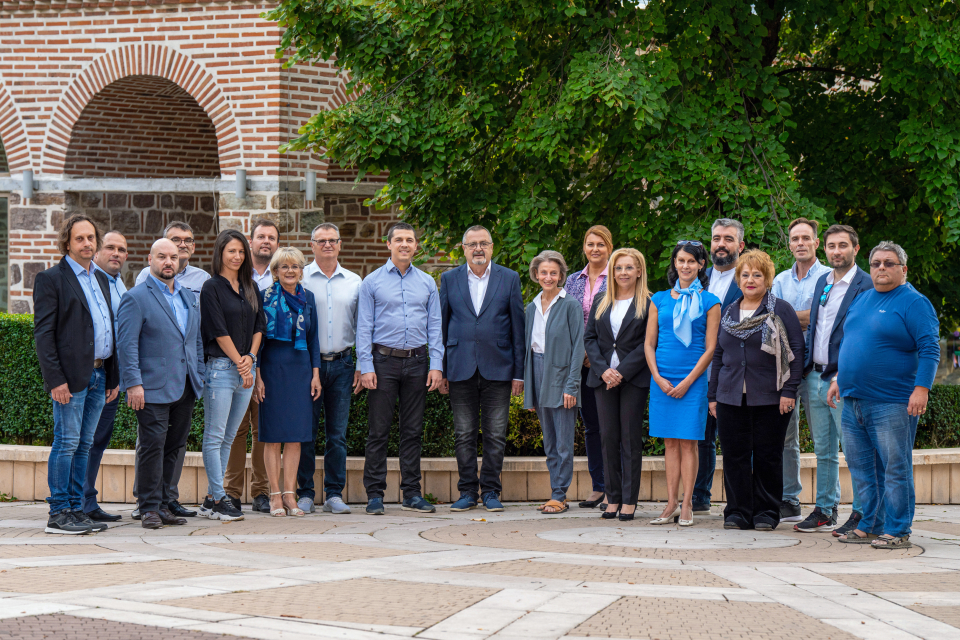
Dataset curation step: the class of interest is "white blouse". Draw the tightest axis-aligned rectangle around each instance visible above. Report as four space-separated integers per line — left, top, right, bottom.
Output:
608 299 631 369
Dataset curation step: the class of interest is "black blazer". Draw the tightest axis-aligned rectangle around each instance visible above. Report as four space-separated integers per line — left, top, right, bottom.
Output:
708 293 804 406
804 266 873 379
583 292 651 389
706 266 742 312
33 256 120 394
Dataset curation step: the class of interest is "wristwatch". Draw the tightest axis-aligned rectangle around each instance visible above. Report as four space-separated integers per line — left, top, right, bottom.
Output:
246 353 257 364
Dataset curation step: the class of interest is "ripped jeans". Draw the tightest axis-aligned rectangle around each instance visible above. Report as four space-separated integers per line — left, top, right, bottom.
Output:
202 358 255 501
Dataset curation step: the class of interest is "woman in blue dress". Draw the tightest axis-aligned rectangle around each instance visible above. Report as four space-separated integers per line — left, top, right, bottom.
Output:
644 241 721 527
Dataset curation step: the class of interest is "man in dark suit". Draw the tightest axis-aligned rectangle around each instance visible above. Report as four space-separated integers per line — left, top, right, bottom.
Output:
693 218 745 514
794 224 872 536
117 239 205 530
439 225 525 512
33 214 120 535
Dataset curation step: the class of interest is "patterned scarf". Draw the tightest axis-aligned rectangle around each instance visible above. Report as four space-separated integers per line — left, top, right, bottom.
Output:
262 281 308 351
721 291 795 390
672 278 705 347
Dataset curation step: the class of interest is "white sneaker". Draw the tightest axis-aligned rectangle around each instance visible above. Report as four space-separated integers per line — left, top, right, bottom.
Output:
297 497 316 513
322 496 351 514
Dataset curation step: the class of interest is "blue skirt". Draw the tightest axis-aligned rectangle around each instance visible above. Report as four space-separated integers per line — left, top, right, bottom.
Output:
648 371 708 440
258 338 313 443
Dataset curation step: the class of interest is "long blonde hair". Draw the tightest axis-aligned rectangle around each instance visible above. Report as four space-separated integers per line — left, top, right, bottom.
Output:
593 248 650 320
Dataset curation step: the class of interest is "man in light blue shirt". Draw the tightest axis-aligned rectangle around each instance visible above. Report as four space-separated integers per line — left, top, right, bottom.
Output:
357 222 443 515
771 218 831 522
66 255 114 362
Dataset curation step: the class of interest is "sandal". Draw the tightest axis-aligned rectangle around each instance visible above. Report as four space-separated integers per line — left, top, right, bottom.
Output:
282 491 305 517
268 491 285 517
871 534 912 549
838 530 877 544
540 499 568 515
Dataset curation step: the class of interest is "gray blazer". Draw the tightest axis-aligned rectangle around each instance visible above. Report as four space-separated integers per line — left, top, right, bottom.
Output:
117 275 205 405
523 293 584 409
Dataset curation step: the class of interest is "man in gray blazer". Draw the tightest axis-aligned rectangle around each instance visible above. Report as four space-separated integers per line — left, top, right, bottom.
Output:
117 239 205 530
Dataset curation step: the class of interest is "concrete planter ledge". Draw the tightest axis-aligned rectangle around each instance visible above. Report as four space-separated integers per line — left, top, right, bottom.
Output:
0 444 954 505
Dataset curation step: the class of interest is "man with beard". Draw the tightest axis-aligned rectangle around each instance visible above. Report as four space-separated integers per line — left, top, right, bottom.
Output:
439 225 525 512
223 218 279 512
692 218 744 515
795 225 871 535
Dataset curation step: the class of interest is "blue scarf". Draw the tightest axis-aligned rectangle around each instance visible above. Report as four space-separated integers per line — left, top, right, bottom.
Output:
672 278 705 347
263 282 308 351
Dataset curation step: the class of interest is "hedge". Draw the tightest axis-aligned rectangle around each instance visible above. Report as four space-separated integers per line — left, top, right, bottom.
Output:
3 313 959 456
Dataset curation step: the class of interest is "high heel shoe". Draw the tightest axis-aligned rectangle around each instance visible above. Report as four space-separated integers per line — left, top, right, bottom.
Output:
618 509 636 522
678 505 694 526
282 491 305 517
601 504 621 520
650 505 680 525
268 491 285 517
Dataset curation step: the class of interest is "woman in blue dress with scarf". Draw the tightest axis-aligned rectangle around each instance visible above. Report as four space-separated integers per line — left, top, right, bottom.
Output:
254 247 322 517
644 241 721 527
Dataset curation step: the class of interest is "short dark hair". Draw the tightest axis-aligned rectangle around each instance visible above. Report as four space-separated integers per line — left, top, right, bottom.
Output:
163 221 194 237
666 241 710 288
58 214 103 255
823 224 858 246
387 222 416 242
251 218 279 238
788 218 818 237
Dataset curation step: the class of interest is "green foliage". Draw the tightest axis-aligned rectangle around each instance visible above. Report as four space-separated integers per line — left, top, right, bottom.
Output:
268 0 960 322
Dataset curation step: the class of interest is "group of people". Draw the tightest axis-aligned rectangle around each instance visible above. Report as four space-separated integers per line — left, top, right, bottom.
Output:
32 213 938 549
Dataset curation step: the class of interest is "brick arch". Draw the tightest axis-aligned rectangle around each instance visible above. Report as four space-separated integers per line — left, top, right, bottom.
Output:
0 81 32 173
41 43 242 175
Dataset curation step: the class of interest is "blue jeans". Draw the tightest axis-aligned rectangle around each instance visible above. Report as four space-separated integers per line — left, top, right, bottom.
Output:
693 413 717 507
532 353 576 502
48 368 106 514
842 397 918 538
781 379 809 505
806 372 861 514
82 393 120 512
298 354 354 501
202 358 255 500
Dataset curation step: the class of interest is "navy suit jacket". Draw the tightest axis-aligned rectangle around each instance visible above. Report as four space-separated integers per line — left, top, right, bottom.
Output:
117 276 205 405
804 266 874 379
706 266 742 312
439 263 525 382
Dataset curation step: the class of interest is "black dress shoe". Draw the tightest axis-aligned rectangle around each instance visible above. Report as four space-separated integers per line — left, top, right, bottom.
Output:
158 507 187 525
252 493 271 513
618 511 636 522
228 494 242 511
168 500 197 517
85 507 122 522
141 511 163 529
579 496 604 509
601 504 621 520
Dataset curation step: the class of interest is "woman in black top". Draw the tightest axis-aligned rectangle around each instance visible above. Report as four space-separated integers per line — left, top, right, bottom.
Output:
708 250 804 531
583 249 652 521
198 229 265 523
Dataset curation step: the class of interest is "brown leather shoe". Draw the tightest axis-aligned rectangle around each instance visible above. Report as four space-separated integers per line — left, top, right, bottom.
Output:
141 511 163 529
158 507 187 525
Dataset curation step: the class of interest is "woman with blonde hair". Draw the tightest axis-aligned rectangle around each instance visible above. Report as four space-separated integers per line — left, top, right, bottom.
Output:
584 248 652 521
254 247 322 517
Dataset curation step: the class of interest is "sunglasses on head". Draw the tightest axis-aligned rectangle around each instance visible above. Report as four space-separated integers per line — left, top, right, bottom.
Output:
677 240 703 248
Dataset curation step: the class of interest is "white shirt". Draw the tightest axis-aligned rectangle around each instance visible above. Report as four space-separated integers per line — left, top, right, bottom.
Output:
252 265 273 291
531 289 566 354
302 261 362 354
708 267 735 305
466 262 492 315
608 299 631 369
739 307 757 392
813 267 857 365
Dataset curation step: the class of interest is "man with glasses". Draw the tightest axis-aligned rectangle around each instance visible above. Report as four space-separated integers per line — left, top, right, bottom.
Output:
795 224 871 535
297 223 362 514
439 225 525 512
827 242 938 549
770 218 831 524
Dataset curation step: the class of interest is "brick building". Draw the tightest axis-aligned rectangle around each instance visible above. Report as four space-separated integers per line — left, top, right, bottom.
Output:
0 0 420 314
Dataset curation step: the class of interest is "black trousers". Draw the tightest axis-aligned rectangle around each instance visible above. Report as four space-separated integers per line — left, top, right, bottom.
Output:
449 371 512 498
580 366 605 494
716 395 790 528
595 384 647 505
363 351 428 500
135 383 196 513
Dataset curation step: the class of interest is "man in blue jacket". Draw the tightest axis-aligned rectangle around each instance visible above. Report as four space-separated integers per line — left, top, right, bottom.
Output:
440 225 525 512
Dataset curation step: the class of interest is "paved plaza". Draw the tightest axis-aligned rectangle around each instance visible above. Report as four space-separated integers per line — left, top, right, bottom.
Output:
1 501 960 639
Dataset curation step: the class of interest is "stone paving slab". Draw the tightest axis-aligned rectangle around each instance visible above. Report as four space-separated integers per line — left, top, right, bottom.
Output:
204 541 419 562
824 572 960 593
0 544 112 559
440 559 739 587
0 613 256 640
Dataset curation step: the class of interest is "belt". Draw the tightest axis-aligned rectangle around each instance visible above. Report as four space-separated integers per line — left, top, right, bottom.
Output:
320 348 352 362
93 358 104 369
813 363 827 373
374 344 427 358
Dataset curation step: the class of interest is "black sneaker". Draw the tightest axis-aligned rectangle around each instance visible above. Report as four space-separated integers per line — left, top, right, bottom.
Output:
227 494 241 511
197 496 216 519
45 510 93 535
72 510 108 532
779 501 802 523
212 499 244 522
832 511 863 537
168 500 197 517
795 507 838 532
252 493 271 513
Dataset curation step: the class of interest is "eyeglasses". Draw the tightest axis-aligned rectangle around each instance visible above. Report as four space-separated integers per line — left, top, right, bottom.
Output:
312 239 340 246
463 241 493 250
277 264 302 271
169 237 195 246
870 260 903 269
677 240 703 248
819 283 834 307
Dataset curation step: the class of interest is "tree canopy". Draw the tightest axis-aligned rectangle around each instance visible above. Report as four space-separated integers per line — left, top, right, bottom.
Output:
268 0 960 321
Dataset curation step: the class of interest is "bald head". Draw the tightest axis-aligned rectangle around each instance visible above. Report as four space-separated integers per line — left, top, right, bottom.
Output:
149 238 180 284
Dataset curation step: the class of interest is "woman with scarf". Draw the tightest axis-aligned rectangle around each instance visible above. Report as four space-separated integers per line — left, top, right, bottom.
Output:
708 250 804 531
253 247 322 517
645 241 721 527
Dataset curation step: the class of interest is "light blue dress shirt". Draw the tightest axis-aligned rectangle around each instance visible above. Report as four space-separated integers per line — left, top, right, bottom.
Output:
150 275 189 335
94 264 127 334
771 260 831 337
65 255 113 359
356 259 443 375
136 263 210 295
302 261 362 355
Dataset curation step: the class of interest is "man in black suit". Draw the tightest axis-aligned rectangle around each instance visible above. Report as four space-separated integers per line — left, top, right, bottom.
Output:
439 225 525 512
693 218 745 514
33 214 120 535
